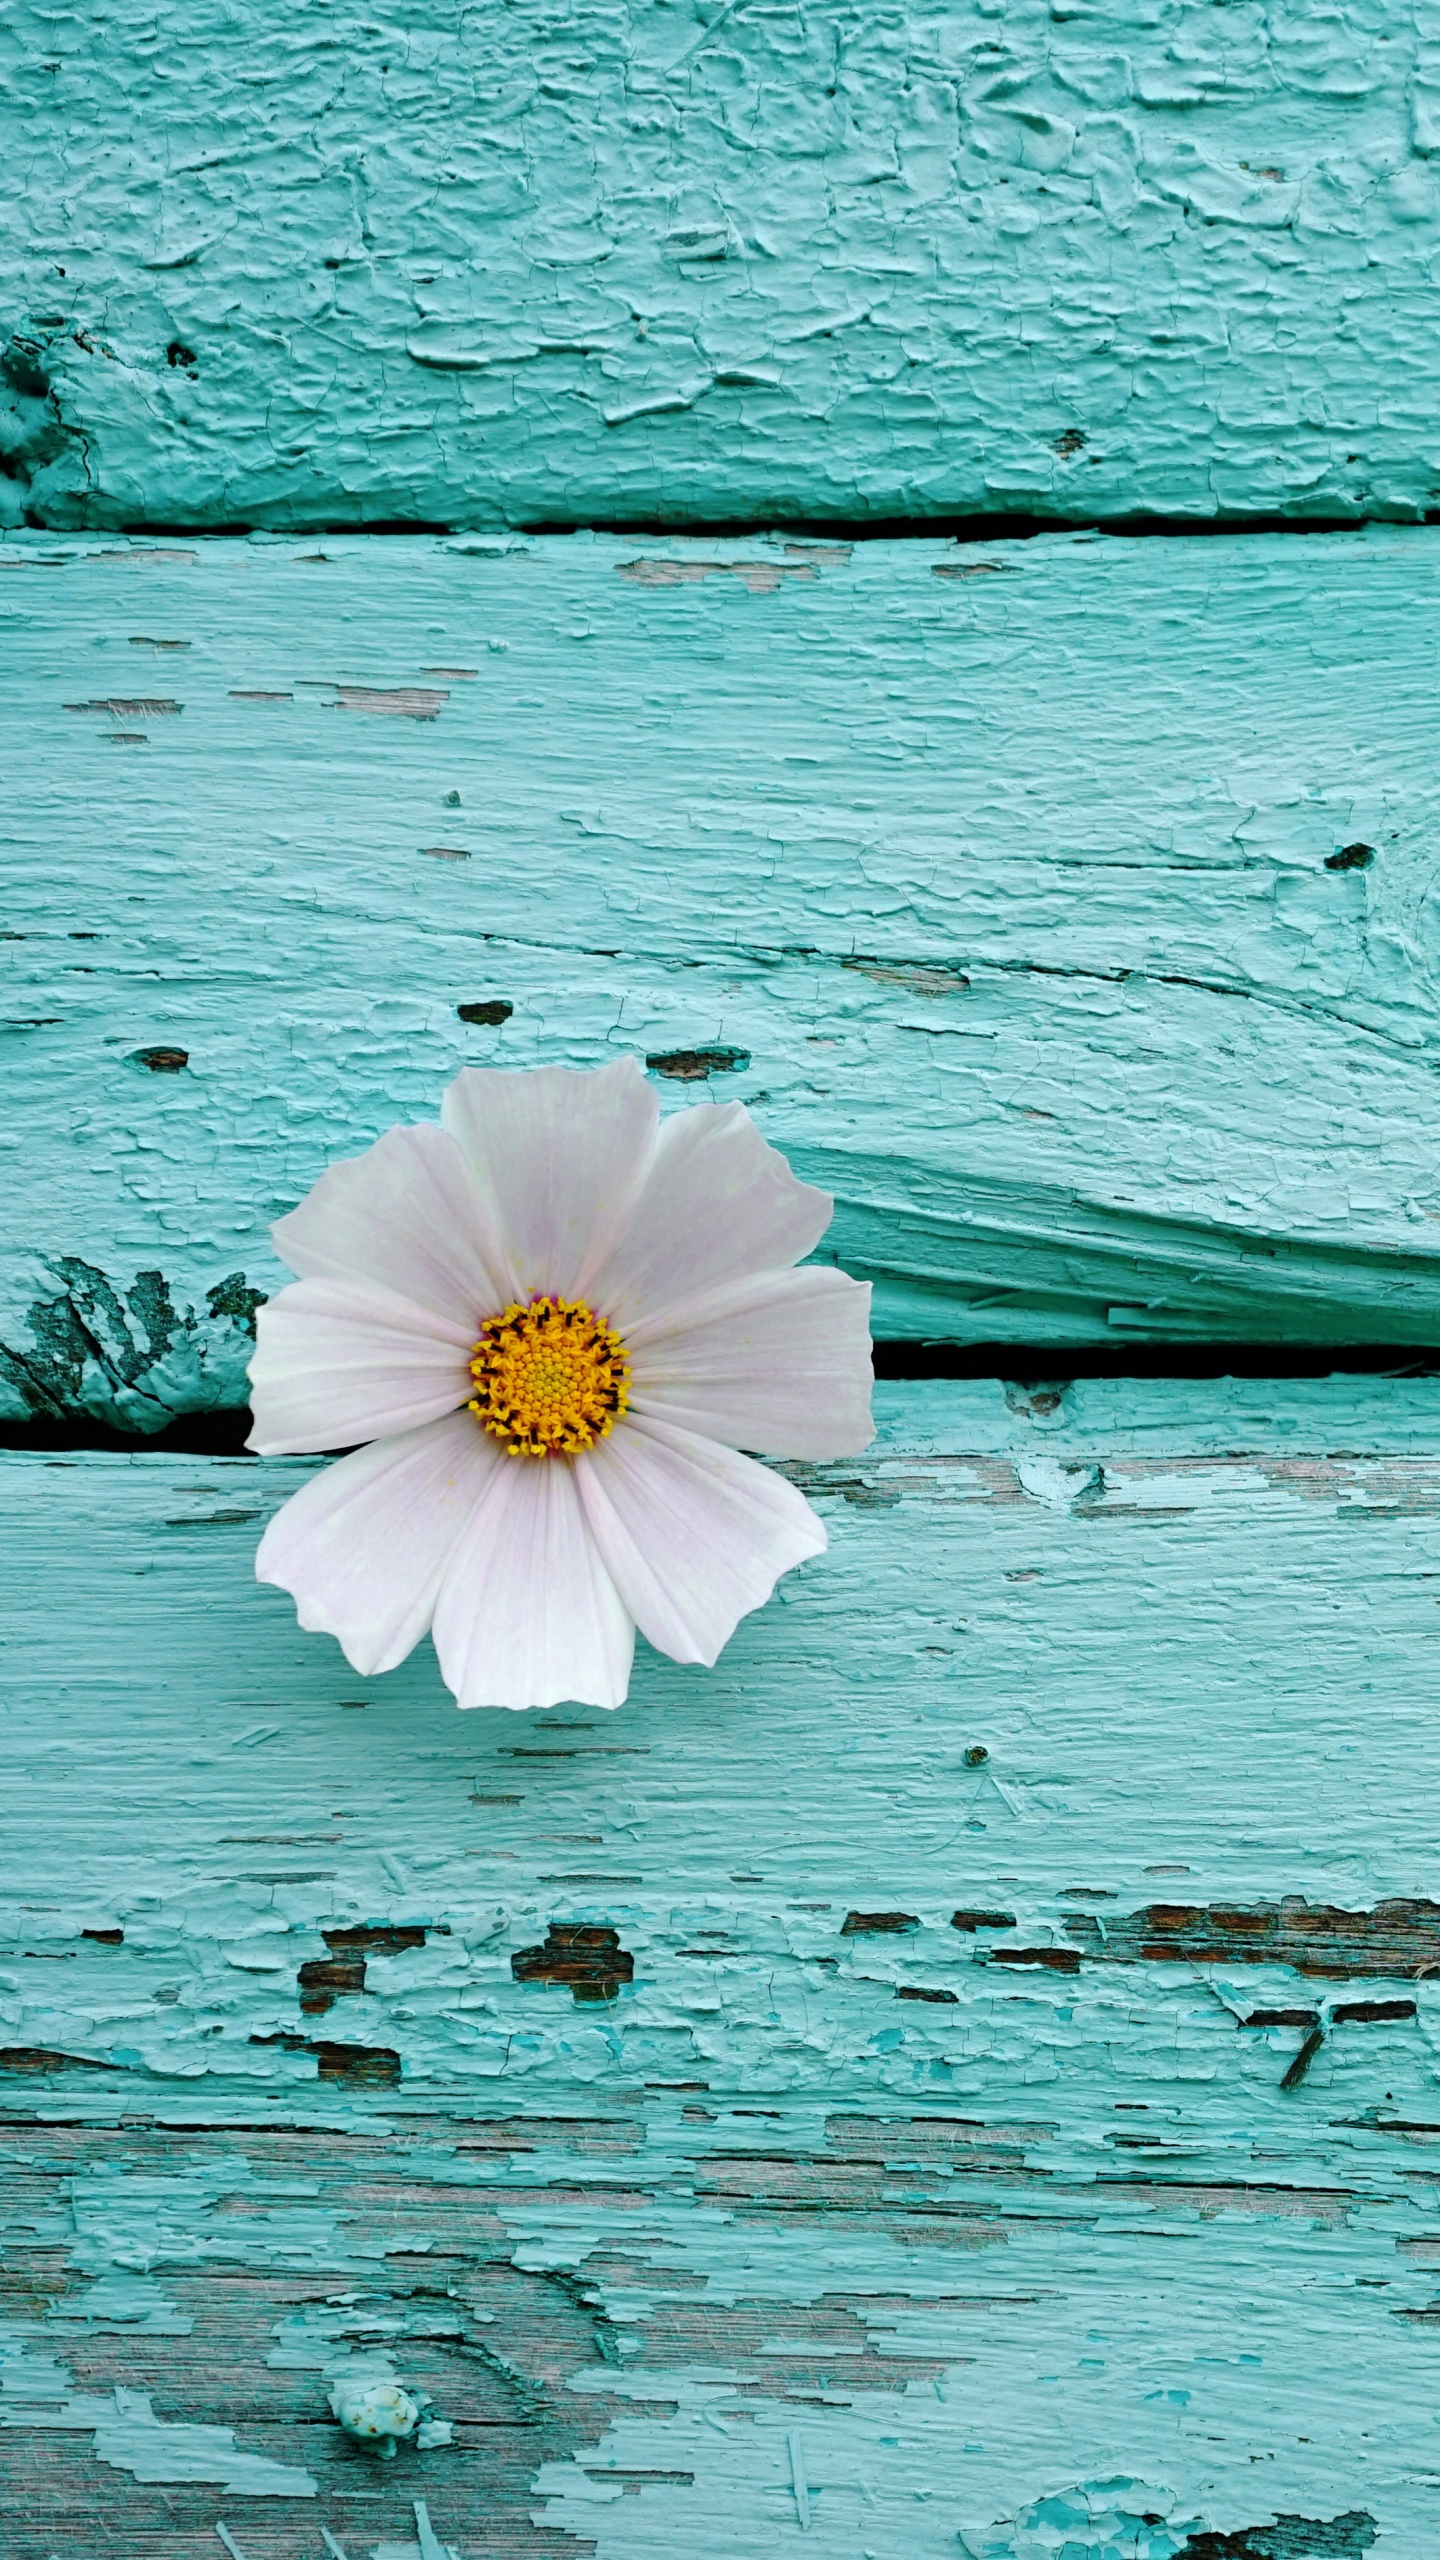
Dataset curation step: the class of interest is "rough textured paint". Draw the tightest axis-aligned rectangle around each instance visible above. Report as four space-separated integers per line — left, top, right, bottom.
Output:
4 2 1440 529
6 1379 1440 2546
7 530 1440 1418
7 31 1440 2529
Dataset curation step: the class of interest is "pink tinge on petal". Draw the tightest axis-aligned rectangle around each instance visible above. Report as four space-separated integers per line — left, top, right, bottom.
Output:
440 1058 659 1303
586 1101 833 1332
627 1265 874 1459
248 1278 474 1454
272 1122 515 1324
256 1412 502 1677
575 1414 826 1668
431 1452 636 1710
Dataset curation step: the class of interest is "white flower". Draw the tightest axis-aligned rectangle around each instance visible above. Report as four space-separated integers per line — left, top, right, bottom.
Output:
249 1060 873 1710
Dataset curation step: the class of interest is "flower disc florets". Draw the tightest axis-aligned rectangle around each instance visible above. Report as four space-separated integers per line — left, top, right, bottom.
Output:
468 1295 629 1458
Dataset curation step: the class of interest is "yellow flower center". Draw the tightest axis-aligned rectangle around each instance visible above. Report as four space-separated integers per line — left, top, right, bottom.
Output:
468 1295 630 1459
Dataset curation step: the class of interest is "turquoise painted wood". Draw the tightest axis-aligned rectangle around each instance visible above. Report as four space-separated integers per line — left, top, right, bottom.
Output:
5 1378 1440 2555
2 0 1439 530
6 527 1440 1426
8 7 1440 2548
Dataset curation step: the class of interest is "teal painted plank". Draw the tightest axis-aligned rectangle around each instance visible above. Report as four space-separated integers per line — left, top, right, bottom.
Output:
0 2117 1429 2558
2 0 1438 529
6 529 1440 1421
8 1379 1440 2106
4 1378 1440 2548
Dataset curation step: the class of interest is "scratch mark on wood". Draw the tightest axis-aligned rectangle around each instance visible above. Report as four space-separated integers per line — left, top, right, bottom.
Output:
787 2430 810 2531
1280 2024 1327 2091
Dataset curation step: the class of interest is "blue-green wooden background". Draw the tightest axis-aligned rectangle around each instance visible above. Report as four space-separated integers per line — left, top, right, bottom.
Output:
4 8 1440 2555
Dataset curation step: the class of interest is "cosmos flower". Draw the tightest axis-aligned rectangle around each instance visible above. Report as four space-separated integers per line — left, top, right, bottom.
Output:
249 1060 873 1709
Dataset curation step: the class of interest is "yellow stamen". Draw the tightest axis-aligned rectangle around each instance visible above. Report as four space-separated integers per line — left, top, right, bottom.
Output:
468 1295 630 1459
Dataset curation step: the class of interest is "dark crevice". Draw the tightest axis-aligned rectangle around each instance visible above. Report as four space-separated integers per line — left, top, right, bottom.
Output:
98 510 1433 543
0 1410 260 1453
874 1342 1440 1382
3 1344 1440 1453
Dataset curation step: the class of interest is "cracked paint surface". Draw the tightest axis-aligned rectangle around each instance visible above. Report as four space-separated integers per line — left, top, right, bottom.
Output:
2 1 1440 528
5 529 1440 1420
3 1380 1440 2540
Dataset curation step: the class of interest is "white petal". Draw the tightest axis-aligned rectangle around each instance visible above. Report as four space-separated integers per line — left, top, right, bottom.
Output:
628 1266 874 1458
272 1122 513 1323
248 1278 473 1454
431 1455 635 1710
587 1101 833 1330
575 1415 826 1668
440 1058 658 1301
256 1412 501 1676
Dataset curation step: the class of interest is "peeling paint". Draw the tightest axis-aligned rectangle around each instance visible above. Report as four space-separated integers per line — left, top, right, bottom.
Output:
2 3 1438 528
9 530 1440 1411
0 1256 262 1434
1064 1897 1440 1978
961 2485 1378 2560
0 2332 316 2494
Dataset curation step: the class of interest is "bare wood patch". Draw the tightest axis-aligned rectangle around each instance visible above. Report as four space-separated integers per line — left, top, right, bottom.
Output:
1065 1896 1440 1979
63 695 181 714
329 685 448 719
511 1922 634 2003
616 558 817 593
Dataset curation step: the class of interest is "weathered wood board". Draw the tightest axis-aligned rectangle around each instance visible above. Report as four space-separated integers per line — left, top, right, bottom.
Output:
4 1379 1440 2551
7 527 1440 1425
10 14 1440 2539
3 0 1439 530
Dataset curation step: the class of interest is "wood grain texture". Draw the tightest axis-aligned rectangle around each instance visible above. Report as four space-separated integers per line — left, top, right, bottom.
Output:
3 1 1440 530
7 529 1440 1421
4 1377 1440 2549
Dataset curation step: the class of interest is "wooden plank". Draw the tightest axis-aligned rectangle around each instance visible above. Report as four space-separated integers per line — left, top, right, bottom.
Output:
2 0 1436 531
4 1376 1440 2548
7 528 1440 1421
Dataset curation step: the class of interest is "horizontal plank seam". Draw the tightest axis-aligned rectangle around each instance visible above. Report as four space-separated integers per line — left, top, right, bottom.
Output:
6 1346 1440 1454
